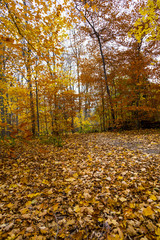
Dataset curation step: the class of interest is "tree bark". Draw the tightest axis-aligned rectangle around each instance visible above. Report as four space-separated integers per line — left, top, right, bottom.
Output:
35 80 40 136
96 34 115 123
26 49 36 136
74 4 115 124
0 42 5 138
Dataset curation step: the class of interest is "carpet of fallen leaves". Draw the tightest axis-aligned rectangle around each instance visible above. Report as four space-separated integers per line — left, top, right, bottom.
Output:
0 130 160 240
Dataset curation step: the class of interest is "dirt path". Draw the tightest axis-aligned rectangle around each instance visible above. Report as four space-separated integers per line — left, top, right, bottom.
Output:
92 130 160 155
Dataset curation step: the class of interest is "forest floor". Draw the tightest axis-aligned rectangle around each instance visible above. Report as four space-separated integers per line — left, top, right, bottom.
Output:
0 129 160 240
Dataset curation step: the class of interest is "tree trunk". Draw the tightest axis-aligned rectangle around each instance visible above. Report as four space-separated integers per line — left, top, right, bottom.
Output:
26 49 36 136
35 80 40 136
100 79 106 131
0 42 5 139
77 58 82 131
44 95 48 136
97 34 115 123
0 94 5 139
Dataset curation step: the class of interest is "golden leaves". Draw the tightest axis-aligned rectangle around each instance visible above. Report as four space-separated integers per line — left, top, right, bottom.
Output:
149 194 157 201
47 189 53 195
20 208 28 214
130 0 160 41
155 227 160 236
66 219 75 226
0 132 159 239
98 217 103 222
7 203 14 208
27 192 41 198
42 179 49 185
52 203 59 212
74 205 81 213
143 206 154 216
39 226 48 234
65 177 76 182
117 176 123 180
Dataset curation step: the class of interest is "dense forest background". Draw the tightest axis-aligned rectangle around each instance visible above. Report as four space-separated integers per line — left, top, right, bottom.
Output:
0 1 160 239
0 0 160 140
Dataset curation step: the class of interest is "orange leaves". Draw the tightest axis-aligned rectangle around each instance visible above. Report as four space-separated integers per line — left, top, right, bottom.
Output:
0 131 160 239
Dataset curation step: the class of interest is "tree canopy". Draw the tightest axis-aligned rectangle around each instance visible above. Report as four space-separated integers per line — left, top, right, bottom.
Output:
0 0 159 137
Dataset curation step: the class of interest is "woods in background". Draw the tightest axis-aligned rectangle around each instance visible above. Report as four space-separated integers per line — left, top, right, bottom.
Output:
0 0 160 139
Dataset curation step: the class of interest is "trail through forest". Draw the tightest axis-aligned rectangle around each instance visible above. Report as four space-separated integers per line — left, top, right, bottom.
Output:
0 130 160 239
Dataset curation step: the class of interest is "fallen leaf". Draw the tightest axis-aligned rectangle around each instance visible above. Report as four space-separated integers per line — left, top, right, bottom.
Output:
146 221 156 232
22 214 30 219
65 177 75 182
47 189 53 194
42 179 49 185
117 176 123 180
74 205 81 213
106 177 112 181
27 193 41 198
39 226 48 234
52 203 59 211
5 222 14 231
143 206 154 216
98 217 103 222
86 206 94 214
155 227 160 236
140 237 148 240
149 195 157 201
119 197 127 202
26 226 34 232
7 203 14 208
127 225 137 236
20 208 28 214
66 219 75 226
25 201 32 207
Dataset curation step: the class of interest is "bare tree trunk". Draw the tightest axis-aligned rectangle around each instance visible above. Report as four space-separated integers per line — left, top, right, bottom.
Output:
26 49 36 136
35 80 40 136
100 79 106 131
23 0 36 136
0 42 5 139
74 3 115 125
0 94 5 139
44 95 48 136
84 84 87 119
77 58 82 131
97 34 115 123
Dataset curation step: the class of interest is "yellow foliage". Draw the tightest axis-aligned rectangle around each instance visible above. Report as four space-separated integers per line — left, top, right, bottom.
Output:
130 0 160 41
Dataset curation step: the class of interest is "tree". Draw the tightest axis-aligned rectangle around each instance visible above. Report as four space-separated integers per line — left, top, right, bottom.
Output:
0 0 74 138
0 0 159 138
74 0 160 130
73 0 116 124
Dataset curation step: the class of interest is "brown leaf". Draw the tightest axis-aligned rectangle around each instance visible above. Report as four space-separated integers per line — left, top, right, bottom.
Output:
127 225 137 236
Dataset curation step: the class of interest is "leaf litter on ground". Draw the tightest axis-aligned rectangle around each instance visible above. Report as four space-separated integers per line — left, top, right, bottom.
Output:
0 130 160 239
